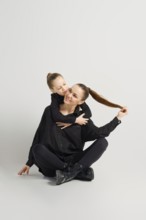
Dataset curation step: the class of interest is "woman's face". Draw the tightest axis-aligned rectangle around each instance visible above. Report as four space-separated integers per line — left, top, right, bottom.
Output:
64 84 84 106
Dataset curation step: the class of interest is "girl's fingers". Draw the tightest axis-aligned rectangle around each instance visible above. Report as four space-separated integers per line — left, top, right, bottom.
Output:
61 126 67 129
80 113 85 118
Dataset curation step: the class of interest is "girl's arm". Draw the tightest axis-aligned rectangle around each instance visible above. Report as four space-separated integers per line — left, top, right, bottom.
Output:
51 94 90 125
80 102 92 118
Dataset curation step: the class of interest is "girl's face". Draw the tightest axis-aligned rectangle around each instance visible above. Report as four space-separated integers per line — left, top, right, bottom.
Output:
64 84 84 106
51 76 69 96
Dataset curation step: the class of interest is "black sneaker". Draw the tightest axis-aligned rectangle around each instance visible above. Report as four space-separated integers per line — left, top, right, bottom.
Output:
75 167 94 181
56 163 83 185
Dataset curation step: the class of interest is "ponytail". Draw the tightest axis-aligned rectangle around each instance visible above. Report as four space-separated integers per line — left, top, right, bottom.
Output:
88 88 123 109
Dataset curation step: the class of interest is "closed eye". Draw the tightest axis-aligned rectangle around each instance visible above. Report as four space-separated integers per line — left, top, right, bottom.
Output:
73 94 77 98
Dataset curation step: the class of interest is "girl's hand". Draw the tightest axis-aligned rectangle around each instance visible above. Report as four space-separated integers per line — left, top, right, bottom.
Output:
117 107 128 120
56 122 72 129
75 113 89 125
18 165 30 175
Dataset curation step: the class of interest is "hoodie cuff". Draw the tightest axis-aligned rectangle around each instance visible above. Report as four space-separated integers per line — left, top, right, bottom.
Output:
26 160 34 167
115 117 121 124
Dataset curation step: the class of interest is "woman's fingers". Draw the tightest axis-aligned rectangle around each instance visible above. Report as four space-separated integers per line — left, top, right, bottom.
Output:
18 166 29 175
26 167 29 175
121 106 128 114
18 168 24 175
117 106 128 120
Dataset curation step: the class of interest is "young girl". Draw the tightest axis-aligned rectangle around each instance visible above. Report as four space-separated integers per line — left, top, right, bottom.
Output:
47 72 123 127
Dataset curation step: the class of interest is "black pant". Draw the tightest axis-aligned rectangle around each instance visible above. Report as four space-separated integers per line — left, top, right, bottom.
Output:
32 138 108 177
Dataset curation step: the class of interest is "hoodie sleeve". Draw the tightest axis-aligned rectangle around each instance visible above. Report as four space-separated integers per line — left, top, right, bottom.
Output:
25 108 46 167
80 102 92 118
81 117 121 142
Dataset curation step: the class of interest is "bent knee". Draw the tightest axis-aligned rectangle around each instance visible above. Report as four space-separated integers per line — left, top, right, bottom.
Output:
99 138 108 150
102 138 108 148
32 144 45 155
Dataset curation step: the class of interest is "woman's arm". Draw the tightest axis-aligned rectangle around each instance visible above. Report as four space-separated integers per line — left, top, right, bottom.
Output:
81 107 128 141
18 107 48 175
25 107 47 167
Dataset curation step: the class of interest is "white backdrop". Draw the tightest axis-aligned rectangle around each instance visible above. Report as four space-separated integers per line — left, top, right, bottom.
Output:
0 0 146 220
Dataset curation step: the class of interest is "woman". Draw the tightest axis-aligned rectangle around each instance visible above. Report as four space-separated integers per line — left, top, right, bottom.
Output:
18 84 128 185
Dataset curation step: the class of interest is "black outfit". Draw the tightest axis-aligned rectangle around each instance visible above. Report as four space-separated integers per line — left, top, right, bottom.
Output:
26 105 121 177
50 93 92 123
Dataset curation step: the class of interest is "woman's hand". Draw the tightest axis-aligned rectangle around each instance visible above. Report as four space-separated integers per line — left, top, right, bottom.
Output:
75 113 89 125
117 107 128 120
56 122 72 129
18 165 30 175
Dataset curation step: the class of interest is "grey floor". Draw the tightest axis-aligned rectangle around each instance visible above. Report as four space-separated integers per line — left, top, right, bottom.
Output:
1 157 145 220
